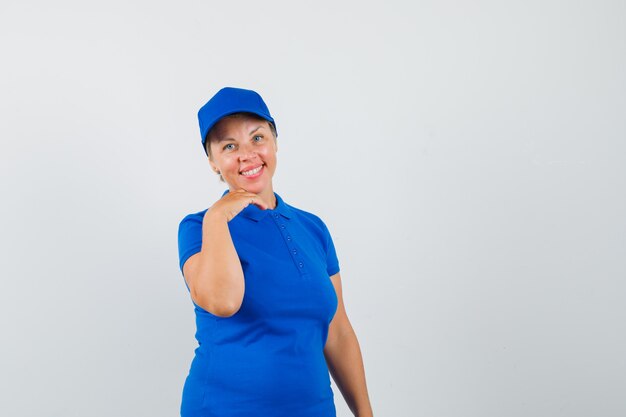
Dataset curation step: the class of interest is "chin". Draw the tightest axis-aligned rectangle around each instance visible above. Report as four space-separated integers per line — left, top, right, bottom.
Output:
245 183 267 194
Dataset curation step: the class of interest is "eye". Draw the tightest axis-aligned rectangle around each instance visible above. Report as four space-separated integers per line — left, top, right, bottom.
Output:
223 143 235 151
253 135 263 142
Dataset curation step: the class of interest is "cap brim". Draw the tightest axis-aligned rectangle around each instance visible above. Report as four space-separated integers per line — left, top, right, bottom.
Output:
201 109 275 146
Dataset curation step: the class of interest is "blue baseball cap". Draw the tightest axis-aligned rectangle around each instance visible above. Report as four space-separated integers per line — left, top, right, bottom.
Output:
198 87 277 156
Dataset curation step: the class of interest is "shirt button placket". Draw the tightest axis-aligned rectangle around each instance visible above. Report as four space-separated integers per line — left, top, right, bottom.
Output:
273 214 307 278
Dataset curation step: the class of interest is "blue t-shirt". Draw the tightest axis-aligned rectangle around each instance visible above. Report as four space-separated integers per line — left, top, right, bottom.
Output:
177 189 340 417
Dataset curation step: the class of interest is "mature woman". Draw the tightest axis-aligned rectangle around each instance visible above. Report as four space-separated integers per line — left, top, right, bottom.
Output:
177 87 373 417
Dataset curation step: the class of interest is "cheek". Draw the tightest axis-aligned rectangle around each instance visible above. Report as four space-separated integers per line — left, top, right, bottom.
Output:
214 156 237 172
223 154 238 163
260 146 277 160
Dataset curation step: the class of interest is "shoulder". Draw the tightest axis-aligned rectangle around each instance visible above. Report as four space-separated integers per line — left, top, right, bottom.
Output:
287 202 324 224
284 202 332 237
180 208 208 222
178 208 209 229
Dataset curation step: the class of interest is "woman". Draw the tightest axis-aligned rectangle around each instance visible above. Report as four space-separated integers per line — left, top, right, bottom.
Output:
177 87 373 417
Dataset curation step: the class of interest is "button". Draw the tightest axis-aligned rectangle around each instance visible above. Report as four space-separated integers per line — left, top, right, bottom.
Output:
280 224 285 229
273 213 279 218
298 262 304 268
287 236 291 241
292 249 297 254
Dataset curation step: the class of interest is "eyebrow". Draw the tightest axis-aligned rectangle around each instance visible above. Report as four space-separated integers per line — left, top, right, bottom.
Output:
215 125 265 143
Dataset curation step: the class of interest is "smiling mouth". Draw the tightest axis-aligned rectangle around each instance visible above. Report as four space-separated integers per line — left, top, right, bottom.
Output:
240 164 264 176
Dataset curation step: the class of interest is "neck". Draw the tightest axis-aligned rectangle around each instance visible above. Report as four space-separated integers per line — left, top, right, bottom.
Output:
267 192 277 209
260 183 277 209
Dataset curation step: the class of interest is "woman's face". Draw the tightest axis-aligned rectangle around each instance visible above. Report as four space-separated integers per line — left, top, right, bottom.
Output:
208 114 278 195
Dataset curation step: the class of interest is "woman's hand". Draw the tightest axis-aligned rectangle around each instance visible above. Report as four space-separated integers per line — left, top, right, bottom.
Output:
206 189 270 222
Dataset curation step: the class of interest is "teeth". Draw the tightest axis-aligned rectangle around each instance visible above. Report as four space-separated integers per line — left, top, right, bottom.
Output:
241 165 263 176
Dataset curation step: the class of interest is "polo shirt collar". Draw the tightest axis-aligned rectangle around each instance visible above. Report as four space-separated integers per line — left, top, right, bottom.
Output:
220 189 292 222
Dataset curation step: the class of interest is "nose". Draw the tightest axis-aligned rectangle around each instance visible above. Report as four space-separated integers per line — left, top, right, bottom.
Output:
238 143 258 161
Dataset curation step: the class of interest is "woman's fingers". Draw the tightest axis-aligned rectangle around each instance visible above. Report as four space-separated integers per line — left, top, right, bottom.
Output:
208 189 269 222
235 189 269 210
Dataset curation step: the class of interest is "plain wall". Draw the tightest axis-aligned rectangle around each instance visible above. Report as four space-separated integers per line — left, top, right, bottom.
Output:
1 0 624 416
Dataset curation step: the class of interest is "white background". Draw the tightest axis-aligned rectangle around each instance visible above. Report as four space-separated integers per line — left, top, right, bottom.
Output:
1 1 625 416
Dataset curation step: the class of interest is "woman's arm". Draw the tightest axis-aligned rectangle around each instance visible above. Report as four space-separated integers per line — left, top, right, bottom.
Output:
182 191 270 317
323 272 374 417
183 211 245 317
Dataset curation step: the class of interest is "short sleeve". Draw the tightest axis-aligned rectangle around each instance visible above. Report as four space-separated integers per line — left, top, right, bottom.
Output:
177 213 203 277
320 220 340 276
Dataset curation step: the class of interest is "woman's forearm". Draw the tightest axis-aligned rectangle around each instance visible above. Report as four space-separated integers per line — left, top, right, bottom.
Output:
324 330 374 417
194 211 245 316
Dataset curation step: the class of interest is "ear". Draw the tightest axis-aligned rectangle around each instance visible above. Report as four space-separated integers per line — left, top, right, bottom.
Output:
208 157 218 173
